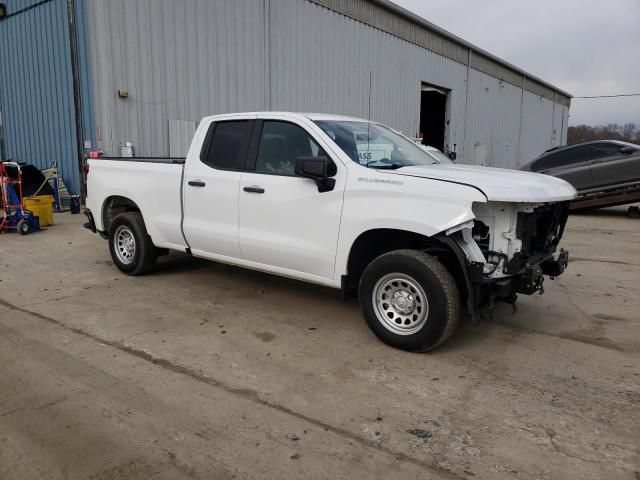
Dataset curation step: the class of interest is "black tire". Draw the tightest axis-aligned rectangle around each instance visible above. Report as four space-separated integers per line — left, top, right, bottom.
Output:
17 219 30 235
108 211 157 275
359 249 460 352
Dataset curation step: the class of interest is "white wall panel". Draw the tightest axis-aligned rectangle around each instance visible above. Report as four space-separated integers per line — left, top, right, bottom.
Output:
463 69 522 168
169 119 197 157
519 91 555 165
552 102 564 148
561 106 569 145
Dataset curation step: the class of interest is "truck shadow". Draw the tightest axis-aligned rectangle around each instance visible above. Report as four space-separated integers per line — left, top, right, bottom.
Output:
153 253 509 352
153 251 347 304
153 252 212 274
149 252 574 353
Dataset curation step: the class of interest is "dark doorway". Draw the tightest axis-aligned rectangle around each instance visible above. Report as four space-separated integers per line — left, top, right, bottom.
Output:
419 87 447 151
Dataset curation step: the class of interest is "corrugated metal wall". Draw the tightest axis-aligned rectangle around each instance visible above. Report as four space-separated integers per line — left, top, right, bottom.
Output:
463 69 523 168
0 0 92 195
268 0 468 138
76 0 96 155
0 0 78 190
84 0 568 168
561 106 569 145
552 102 564 148
520 91 555 165
169 119 197 157
86 0 267 157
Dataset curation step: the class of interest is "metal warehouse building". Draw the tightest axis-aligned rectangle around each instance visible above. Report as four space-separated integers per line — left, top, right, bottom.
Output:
0 0 571 197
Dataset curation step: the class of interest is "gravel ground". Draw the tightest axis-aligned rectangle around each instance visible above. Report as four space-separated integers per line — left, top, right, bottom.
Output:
1 206 639 479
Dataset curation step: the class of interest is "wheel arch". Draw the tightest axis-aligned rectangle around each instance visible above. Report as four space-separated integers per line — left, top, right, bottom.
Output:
341 228 467 302
101 195 143 234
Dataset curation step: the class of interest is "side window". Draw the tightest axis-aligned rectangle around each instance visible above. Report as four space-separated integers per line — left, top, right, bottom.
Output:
533 151 564 171
591 142 623 159
568 144 612 163
202 120 252 170
534 146 589 171
255 121 330 176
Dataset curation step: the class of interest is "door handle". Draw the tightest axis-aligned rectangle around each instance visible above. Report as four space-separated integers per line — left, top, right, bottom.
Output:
243 186 265 194
188 180 206 187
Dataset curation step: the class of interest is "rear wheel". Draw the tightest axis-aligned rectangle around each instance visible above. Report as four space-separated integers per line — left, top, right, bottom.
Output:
359 249 460 352
108 212 157 275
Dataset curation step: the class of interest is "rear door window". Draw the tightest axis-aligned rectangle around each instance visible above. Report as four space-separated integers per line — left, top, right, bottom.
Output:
201 120 253 170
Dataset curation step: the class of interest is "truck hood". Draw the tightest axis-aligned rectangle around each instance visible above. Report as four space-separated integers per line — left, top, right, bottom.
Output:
389 164 577 203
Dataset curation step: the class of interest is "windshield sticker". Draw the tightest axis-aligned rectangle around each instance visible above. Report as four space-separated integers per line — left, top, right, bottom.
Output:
357 149 387 165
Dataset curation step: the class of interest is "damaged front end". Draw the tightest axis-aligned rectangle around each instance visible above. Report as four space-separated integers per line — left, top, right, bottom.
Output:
439 201 570 318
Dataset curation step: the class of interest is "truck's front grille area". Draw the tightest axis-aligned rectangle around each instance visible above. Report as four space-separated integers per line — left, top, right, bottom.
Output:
507 202 570 273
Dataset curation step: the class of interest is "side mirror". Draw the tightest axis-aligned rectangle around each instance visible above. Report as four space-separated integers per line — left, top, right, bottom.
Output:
295 156 336 192
448 152 457 161
620 146 635 155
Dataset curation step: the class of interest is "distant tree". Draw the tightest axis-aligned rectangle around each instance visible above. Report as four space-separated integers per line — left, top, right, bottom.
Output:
567 122 638 145
622 123 636 140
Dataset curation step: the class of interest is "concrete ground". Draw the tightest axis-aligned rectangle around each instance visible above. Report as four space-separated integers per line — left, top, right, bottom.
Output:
1 205 639 480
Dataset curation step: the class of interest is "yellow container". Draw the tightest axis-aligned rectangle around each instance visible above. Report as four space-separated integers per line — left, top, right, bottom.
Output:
24 195 54 226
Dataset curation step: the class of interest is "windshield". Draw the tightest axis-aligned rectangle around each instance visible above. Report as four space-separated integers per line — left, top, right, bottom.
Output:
314 120 439 169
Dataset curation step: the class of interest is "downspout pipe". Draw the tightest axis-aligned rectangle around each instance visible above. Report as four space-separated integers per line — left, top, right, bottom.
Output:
66 0 85 200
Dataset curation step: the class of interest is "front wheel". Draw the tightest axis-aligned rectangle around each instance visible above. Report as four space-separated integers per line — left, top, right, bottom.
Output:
359 249 460 352
108 211 157 275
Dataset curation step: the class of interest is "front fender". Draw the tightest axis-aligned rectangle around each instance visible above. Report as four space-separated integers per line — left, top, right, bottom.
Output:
335 173 486 278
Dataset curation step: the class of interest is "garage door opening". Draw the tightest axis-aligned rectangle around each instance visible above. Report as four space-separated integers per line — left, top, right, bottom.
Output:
419 84 448 151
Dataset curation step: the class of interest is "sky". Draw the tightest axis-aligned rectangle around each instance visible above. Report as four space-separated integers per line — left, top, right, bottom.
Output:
392 0 640 126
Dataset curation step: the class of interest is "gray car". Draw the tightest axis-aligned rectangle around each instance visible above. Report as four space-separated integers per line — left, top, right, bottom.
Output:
521 140 640 194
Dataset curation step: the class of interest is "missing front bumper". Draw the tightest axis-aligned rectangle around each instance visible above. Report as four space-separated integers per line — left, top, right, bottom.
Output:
513 250 569 295
471 250 570 316
436 233 570 318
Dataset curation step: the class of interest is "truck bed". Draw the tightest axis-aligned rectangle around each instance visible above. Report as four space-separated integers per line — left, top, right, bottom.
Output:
86 156 188 251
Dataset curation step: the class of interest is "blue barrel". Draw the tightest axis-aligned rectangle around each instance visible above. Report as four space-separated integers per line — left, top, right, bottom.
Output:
70 195 81 214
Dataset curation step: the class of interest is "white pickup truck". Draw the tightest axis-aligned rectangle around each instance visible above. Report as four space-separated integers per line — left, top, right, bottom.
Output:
85 112 576 352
